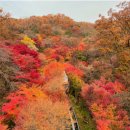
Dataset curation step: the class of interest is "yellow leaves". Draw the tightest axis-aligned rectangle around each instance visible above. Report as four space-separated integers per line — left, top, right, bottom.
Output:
21 35 35 44
91 103 118 123
106 104 116 120
91 103 100 112
91 103 107 119
27 87 47 99
68 74 83 89
99 47 112 54
21 35 38 51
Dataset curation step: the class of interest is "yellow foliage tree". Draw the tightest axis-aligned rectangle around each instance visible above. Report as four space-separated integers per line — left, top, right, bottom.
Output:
21 35 38 51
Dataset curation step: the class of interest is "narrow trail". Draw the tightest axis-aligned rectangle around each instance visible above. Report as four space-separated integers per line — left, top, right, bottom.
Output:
42 68 80 130
63 71 80 130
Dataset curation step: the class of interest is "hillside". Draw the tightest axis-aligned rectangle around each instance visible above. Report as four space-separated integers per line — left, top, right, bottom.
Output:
0 2 130 130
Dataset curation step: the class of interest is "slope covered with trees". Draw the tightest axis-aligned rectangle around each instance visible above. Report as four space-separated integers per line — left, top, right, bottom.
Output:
0 2 130 130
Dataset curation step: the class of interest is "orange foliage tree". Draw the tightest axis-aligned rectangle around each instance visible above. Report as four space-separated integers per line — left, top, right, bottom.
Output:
14 99 70 130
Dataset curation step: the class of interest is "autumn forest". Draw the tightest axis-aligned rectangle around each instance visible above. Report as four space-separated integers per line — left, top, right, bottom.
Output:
0 1 130 130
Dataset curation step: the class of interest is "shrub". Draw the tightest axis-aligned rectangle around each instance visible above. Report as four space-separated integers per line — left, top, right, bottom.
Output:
0 86 47 129
68 74 83 100
0 46 19 98
21 36 38 51
72 50 87 62
12 44 38 58
64 63 84 77
43 61 64 80
12 44 41 84
81 78 129 130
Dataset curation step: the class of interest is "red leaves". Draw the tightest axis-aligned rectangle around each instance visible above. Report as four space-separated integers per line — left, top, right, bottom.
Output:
1 86 47 121
102 81 126 94
11 44 42 84
12 44 38 58
96 119 110 130
16 70 42 84
0 35 129 130
12 44 41 71
64 63 84 77
81 79 126 106
2 89 27 116
81 79 129 130
12 45 40 68
55 46 70 57
117 110 128 120
13 54 40 70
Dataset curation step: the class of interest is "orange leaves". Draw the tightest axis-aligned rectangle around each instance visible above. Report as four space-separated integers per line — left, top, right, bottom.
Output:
109 81 126 93
44 48 56 60
38 53 46 61
19 86 47 100
76 42 86 51
41 62 68 101
1 82 70 130
0 40 72 129
0 117 7 130
0 85 49 129
43 62 64 80
2 86 47 117
14 99 70 130
91 102 129 130
96 119 111 130
64 63 84 77
51 36 61 43
0 124 7 130
81 79 129 130
36 34 43 43
91 103 116 120
0 4 130 130
95 2 130 88
43 75 68 102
